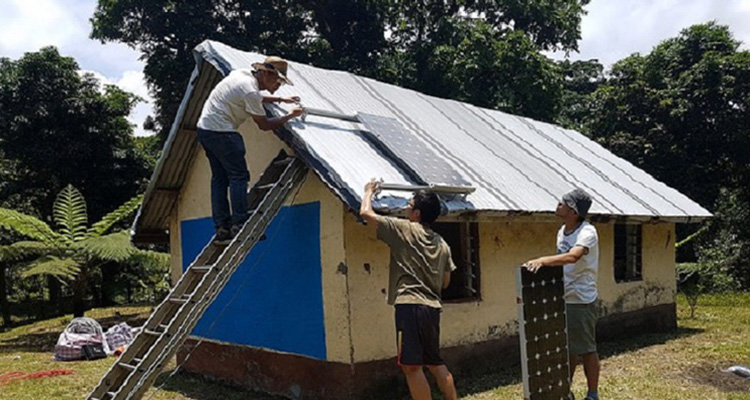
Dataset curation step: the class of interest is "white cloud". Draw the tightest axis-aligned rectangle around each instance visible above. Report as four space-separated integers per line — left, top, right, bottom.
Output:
549 0 750 68
80 70 154 137
0 0 154 136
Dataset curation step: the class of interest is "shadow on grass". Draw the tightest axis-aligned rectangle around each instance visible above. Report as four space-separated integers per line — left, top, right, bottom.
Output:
152 369 287 400
455 326 704 398
0 312 149 353
597 326 704 359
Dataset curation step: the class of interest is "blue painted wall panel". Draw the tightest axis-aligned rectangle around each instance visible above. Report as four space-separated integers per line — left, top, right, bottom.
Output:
180 202 326 360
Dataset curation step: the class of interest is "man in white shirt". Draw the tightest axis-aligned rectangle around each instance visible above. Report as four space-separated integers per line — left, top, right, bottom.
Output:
196 56 304 244
525 188 601 400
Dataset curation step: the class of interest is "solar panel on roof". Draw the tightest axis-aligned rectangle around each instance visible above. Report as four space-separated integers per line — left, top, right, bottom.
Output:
358 113 472 188
516 266 571 400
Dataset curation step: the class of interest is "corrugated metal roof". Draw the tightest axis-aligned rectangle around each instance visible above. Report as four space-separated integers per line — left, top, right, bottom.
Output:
133 40 711 242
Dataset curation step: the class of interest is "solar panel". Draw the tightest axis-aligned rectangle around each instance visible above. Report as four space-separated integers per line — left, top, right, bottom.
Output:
357 113 471 187
516 266 571 400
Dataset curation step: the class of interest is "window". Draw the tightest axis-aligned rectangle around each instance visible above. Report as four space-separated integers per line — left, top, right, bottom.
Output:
614 224 642 282
432 222 480 302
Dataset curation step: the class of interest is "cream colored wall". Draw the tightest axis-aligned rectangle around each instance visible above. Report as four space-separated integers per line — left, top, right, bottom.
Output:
596 223 676 316
343 217 677 363
167 121 352 363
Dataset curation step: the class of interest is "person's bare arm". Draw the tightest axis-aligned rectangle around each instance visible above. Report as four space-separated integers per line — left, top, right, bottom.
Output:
251 106 304 131
359 179 379 226
443 272 451 289
524 246 587 272
263 95 300 104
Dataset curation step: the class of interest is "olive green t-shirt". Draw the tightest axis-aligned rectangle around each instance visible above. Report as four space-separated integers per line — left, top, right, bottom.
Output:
375 215 457 308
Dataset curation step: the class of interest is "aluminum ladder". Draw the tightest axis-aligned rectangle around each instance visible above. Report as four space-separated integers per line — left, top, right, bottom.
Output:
88 152 307 400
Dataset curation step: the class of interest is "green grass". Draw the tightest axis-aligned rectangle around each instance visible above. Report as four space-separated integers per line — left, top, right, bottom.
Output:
2 295 750 399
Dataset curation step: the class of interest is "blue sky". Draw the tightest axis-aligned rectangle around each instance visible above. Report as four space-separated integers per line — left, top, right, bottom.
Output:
1 0 749 136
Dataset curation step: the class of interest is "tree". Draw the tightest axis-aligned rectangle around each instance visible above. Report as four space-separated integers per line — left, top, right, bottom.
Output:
0 47 152 222
557 59 605 131
574 22 750 281
89 0 590 136
583 22 750 210
0 185 169 318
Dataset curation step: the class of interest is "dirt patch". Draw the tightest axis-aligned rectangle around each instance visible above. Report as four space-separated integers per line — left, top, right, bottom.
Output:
684 361 750 392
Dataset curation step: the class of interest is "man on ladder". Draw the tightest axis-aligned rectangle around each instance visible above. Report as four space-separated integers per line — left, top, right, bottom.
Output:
196 56 305 244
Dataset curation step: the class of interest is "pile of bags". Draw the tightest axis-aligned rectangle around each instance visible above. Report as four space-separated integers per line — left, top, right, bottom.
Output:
54 317 138 361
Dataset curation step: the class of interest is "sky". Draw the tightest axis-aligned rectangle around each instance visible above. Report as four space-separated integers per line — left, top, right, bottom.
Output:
1 0 749 137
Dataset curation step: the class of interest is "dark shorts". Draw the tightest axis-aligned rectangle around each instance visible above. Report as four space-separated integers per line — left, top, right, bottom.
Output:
395 304 443 366
566 302 598 355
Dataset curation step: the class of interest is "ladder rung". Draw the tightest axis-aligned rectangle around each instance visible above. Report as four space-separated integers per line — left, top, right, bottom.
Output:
118 362 136 371
158 324 169 331
272 158 293 166
168 297 187 304
143 329 160 336
255 183 276 191
189 266 213 273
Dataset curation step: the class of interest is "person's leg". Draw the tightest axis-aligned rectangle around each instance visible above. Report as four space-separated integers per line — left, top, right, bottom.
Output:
196 129 231 231
426 365 457 400
420 306 457 400
401 365 432 400
567 302 600 399
581 352 600 395
222 133 250 228
569 353 578 381
395 305 431 400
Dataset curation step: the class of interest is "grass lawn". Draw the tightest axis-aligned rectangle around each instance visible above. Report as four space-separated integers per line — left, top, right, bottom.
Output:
1 294 749 399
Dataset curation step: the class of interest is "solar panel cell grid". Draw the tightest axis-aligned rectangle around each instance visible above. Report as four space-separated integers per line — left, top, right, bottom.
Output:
516 266 571 400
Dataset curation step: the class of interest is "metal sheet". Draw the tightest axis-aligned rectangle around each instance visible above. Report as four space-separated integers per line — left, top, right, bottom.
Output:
134 39 712 241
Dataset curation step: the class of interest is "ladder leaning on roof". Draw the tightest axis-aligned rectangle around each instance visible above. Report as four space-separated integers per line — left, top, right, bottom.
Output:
87 151 307 400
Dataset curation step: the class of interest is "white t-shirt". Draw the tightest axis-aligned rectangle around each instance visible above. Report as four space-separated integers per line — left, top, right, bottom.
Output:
557 221 599 304
196 69 265 132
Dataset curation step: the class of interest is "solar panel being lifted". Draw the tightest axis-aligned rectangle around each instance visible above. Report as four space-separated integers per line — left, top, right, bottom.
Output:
357 113 472 188
516 266 571 400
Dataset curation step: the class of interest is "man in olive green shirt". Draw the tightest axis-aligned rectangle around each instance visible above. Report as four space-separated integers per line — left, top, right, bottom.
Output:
360 179 458 400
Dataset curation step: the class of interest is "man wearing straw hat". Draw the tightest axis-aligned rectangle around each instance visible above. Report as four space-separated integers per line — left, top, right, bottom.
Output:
196 56 304 244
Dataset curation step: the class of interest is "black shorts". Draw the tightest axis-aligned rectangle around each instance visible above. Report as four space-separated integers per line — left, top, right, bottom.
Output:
395 304 443 366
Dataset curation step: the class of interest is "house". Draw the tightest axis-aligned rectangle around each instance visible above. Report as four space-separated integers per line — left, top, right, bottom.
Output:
132 40 711 399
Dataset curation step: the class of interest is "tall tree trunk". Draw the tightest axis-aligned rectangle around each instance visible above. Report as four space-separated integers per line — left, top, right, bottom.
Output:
0 265 10 327
48 276 61 316
72 273 87 318
100 263 117 307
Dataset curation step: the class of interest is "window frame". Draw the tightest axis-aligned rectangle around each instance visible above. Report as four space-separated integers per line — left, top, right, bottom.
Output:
614 223 643 283
432 221 481 303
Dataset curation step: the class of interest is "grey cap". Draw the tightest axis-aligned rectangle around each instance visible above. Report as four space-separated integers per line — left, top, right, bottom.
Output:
562 188 592 218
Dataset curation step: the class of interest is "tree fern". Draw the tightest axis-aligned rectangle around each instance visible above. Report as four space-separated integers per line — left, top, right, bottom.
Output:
88 194 143 238
21 255 80 281
76 230 136 262
0 208 61 246
53 185 89 243
0 241 54 263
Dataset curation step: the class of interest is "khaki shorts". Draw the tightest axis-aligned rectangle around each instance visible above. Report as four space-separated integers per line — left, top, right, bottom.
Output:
566 302 598 355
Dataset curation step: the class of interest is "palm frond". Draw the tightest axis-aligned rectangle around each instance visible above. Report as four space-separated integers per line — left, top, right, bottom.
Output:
53 184 89 243
0 208 62 245
75 230 135 262
20 255 80 281
0 241 55 263
88 194 143 238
